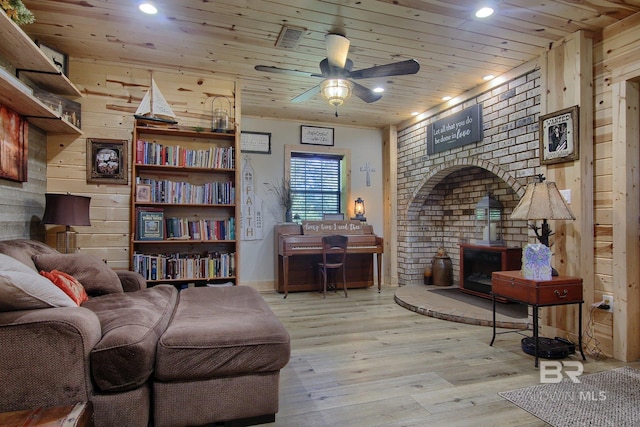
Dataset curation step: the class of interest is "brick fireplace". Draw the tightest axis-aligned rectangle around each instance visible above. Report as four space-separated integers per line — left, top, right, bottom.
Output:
397 69 542 287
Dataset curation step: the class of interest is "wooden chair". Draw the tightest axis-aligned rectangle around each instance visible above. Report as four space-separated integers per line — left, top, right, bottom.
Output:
318 235 348 298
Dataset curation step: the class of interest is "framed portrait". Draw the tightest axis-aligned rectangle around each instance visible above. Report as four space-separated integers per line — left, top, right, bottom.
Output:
87 138 128 184
539 105 579 165
301 125 334 146
136 184 152 203
35 41 69 76
241 131 271 154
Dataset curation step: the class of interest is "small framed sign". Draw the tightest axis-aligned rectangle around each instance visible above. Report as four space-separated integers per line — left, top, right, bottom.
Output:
301 125 334 146
241 131 271 154
539 105 579 165
35 41 69 76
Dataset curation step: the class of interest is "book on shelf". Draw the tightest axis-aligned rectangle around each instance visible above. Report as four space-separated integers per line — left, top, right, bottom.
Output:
132 251 236 281
136 138 234 168
137 207 164 240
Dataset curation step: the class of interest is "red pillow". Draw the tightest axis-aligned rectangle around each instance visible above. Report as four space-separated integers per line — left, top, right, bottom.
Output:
40 270 89 305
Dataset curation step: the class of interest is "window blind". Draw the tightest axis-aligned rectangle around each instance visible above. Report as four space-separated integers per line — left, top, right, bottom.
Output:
290 153 342 220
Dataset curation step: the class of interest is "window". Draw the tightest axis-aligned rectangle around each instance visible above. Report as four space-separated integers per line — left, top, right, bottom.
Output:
290 153 343 220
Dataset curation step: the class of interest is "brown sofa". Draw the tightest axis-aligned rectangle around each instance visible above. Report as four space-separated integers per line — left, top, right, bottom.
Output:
0 239 290 427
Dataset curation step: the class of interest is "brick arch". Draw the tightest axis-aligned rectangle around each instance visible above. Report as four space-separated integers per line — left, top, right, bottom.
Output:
397 158 527 286
405 158 524 220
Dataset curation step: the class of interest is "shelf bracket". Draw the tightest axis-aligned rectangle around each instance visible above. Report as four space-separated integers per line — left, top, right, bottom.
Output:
16 68 63 78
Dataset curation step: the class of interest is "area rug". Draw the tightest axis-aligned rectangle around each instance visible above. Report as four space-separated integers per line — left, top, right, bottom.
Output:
499 366 640 426
428 287 528 318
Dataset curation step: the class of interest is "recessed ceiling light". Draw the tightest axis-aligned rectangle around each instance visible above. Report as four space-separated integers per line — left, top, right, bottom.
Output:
373 87 384 93
442 96 452 101
483 74 495 81
411 111 420 116
475 7 494 18
139 2 158 14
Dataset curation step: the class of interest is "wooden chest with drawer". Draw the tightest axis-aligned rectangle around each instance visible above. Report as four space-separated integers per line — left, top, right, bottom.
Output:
491 270 583 305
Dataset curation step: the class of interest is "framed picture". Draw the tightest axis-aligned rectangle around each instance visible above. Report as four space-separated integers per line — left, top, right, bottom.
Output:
301 125 334 146
35 41 68 76
539 105 579 165
87 138 128 184
241 131 271 154
0 104 28 182
136 184 152 203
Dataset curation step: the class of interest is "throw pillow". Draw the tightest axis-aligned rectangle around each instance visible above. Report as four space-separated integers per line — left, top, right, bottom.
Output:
32 253 123 296
40 269 89 305
0 254 76 311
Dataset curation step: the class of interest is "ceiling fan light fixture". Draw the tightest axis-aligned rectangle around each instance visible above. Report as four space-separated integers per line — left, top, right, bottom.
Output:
321 79 353 107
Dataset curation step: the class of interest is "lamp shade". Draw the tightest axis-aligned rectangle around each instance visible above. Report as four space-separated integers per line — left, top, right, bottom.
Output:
321 79 353 107
43 193 91 226
510 181 575 221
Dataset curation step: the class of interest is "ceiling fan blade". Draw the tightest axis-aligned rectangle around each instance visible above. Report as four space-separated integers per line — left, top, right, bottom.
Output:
351 82 383 103
291 85 321 103
254 65 322 78
348 59 420 79
325 33 350 68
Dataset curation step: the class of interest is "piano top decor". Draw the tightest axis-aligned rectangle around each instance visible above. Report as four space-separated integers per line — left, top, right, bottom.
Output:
302 220 365 235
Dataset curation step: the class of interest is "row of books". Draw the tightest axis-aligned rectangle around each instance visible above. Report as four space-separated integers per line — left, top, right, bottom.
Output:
136 139 234 169
136 208 235 241
132 252 236 281
136 177 235 205
166 217 235 241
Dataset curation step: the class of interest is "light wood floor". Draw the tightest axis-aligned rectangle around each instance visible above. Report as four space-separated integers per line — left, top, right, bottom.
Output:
261 286 639 427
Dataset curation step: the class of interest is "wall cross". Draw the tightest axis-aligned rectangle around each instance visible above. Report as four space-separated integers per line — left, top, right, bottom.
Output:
360 161 376 187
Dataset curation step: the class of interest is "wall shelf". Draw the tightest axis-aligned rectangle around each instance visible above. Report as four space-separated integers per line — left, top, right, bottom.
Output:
0 12 82 134
0 12 81 97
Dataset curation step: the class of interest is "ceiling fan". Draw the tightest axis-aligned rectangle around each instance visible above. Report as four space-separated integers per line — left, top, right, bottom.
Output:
255 33 420 112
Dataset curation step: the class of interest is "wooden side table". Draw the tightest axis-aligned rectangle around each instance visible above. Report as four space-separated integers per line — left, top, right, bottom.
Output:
0 402 93 426
490 270 587 367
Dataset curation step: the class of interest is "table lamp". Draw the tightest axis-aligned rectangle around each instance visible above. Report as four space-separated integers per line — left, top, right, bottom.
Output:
510 174 575 274
42 193 91 253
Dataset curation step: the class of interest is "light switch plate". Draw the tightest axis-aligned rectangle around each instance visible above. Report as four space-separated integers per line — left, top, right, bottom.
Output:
560 189 571 204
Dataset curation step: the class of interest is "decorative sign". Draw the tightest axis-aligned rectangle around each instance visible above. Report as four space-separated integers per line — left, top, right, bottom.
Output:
426 104 483 155
302 220 364 235
241 131 271 154
539 105 579 165
301 125 334 146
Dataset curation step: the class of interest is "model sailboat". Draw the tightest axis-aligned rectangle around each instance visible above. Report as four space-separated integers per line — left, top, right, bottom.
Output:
134 77 178 124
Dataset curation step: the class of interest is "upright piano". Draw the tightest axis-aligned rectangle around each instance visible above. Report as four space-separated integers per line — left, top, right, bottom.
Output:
275 221 383 297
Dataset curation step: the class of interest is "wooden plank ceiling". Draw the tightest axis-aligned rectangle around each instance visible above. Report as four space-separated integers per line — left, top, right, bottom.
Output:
20 0 640 128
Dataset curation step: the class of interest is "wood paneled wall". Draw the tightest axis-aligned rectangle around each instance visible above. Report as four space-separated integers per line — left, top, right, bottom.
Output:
0 125 47 241
594 13 640 361
45 60 236 269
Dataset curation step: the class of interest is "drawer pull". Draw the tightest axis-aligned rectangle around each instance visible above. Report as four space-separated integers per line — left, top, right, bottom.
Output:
554 289 568 299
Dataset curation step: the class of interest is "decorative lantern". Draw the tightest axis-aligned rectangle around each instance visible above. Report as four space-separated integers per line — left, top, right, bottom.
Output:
211 96 233 133
475 192 503 246
352 197 366 221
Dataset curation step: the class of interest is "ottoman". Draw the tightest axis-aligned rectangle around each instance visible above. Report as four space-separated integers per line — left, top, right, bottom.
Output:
153 286 290 427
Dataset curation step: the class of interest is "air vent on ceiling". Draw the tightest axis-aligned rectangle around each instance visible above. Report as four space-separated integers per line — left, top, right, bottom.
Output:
275 25 306 49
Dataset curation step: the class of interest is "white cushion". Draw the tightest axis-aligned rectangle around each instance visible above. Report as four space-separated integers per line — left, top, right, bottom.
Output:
0 253 75 311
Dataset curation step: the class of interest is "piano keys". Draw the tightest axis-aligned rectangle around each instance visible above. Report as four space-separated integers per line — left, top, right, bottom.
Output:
275 221 383 298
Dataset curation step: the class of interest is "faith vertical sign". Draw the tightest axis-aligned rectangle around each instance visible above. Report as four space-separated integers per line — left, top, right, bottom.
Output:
426 104 483 155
